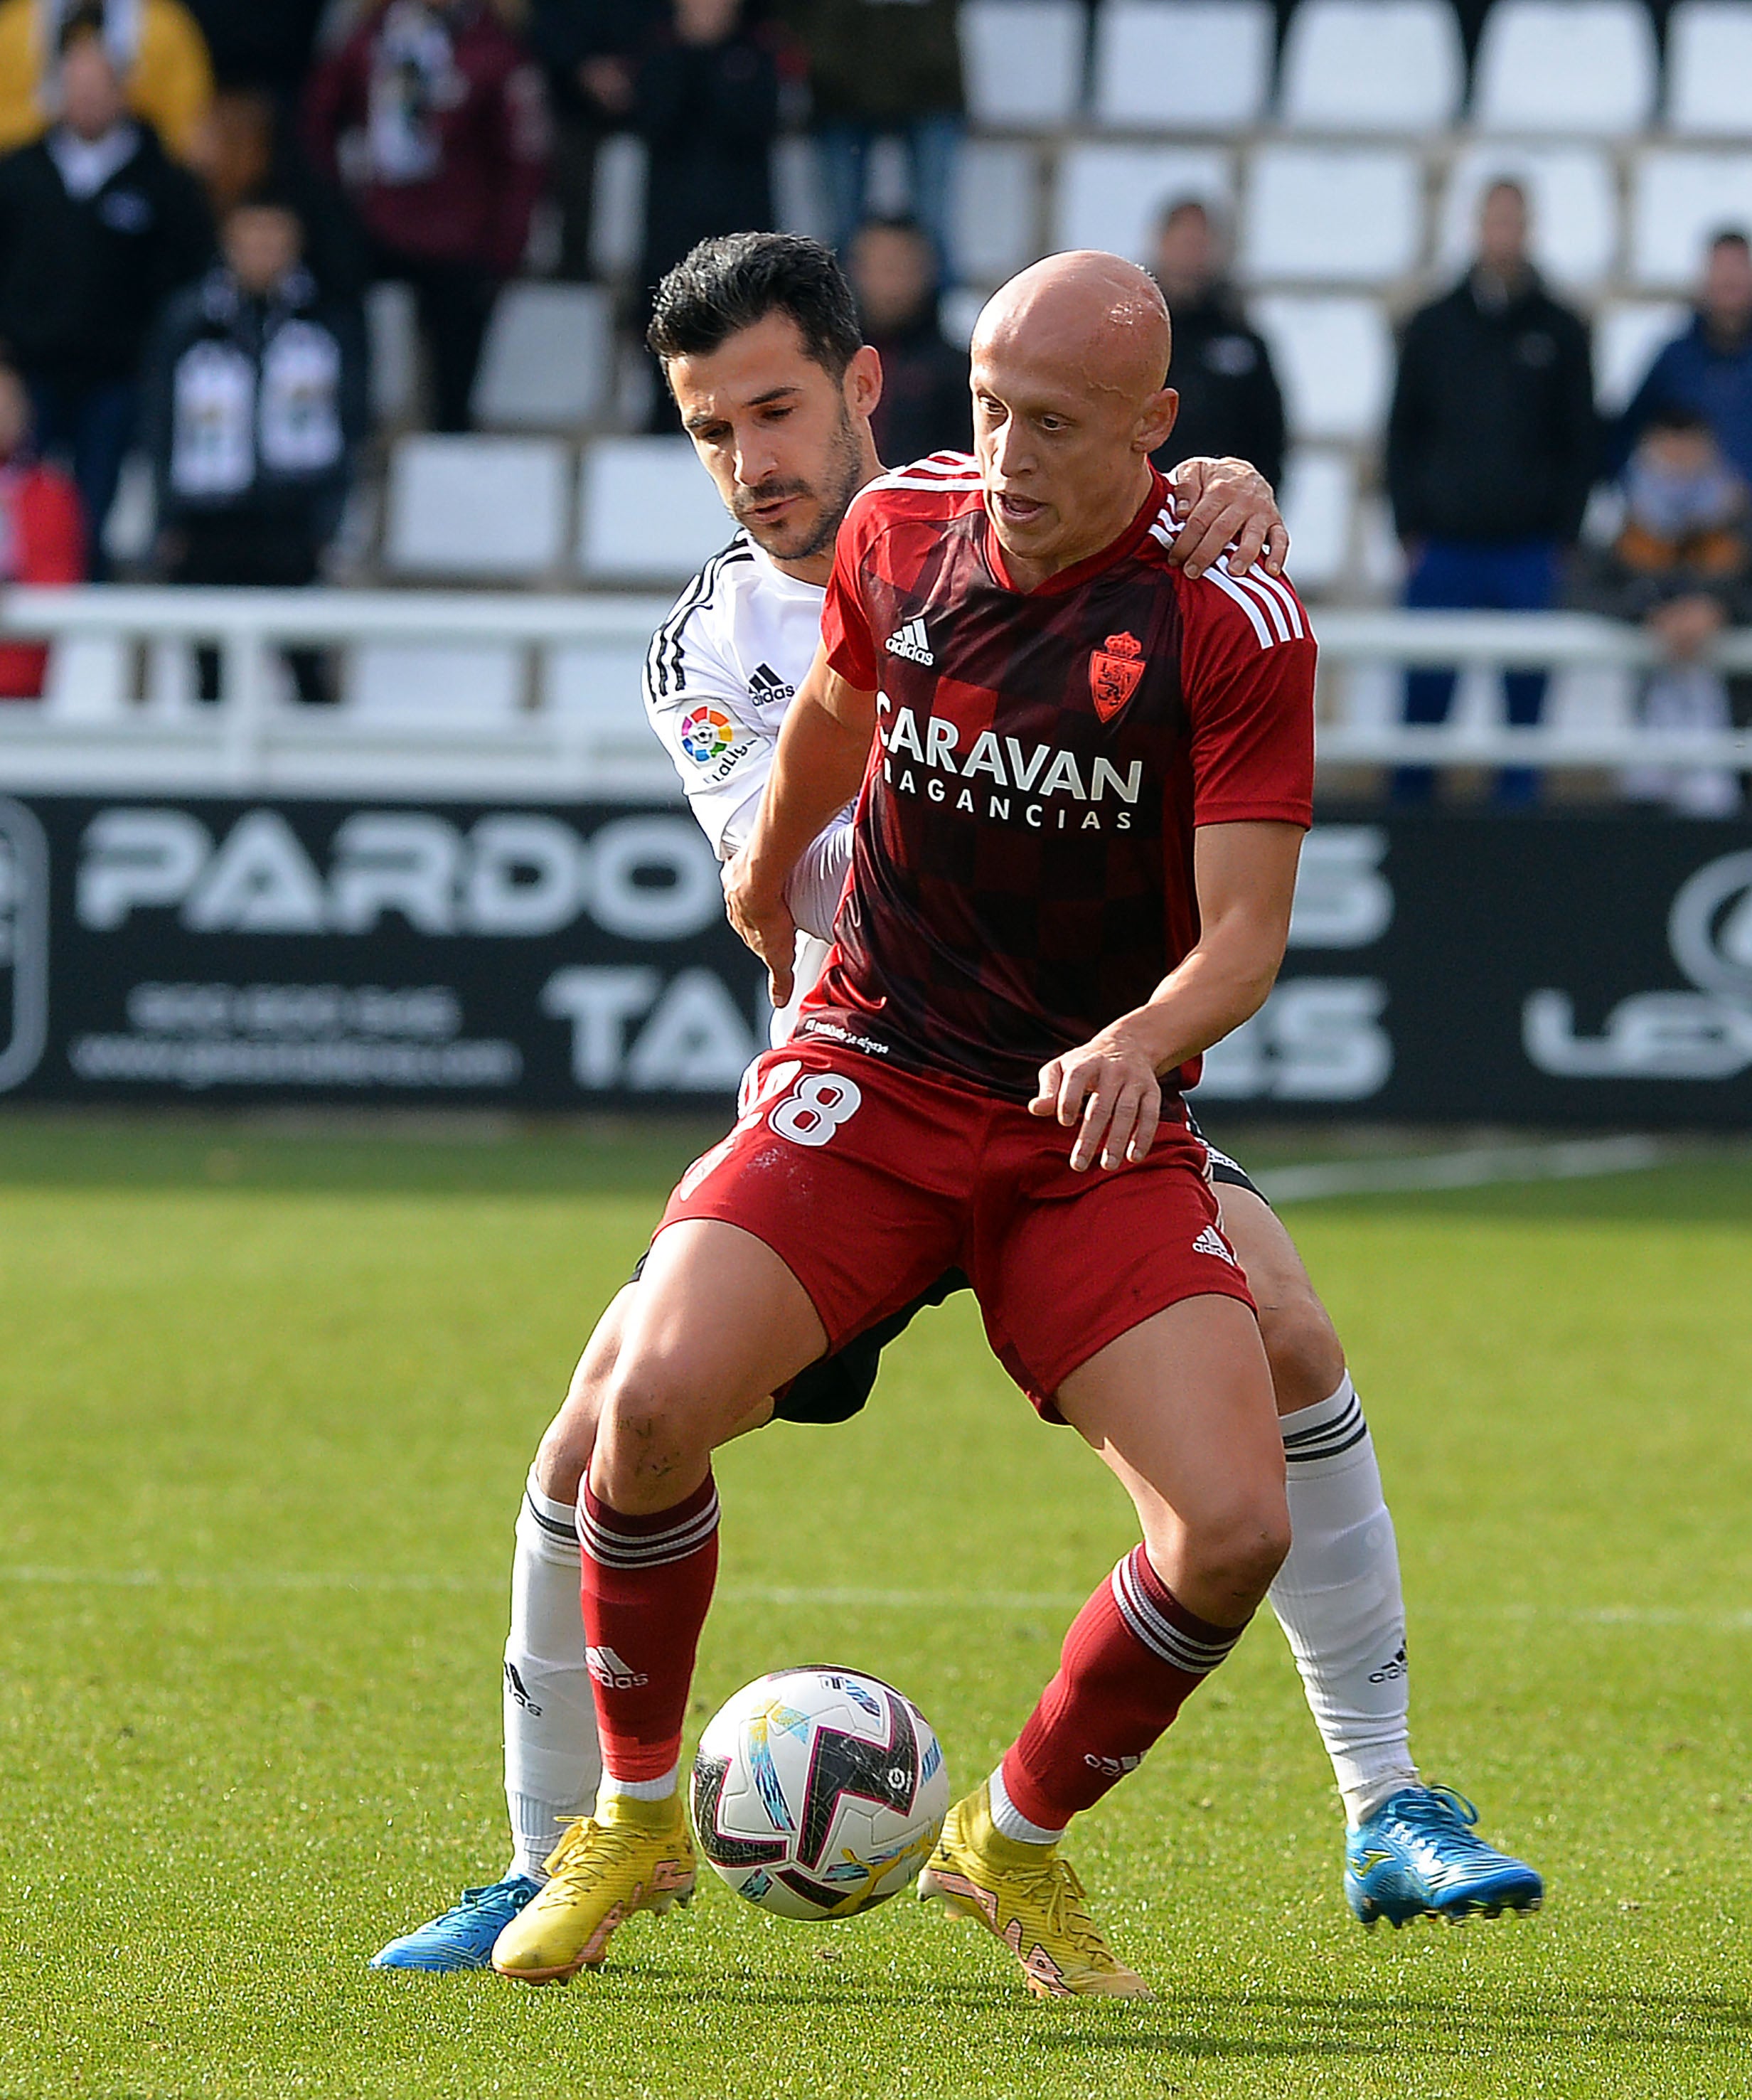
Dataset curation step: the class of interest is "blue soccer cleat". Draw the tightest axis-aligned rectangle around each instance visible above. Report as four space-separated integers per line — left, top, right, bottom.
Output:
1345 1786 1544 1929
370 1873 541 1971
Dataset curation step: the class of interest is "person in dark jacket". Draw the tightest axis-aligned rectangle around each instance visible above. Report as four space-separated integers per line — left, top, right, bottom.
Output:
848 214 968 464
304 0 548 432
1386 178 1598 807
785 0 962 272
1571 404 1752 816
636 0 777 427
141 193 368 702
1147 196 1283 491
0 21 210 562
1614 229 1752 492
529 0 654 282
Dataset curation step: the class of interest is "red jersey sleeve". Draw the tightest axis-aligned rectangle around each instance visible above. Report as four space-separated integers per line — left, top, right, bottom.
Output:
1179 564 1316 829
819 486 883 691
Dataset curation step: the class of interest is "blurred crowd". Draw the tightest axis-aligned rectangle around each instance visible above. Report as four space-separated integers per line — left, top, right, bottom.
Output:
0 0 1747 813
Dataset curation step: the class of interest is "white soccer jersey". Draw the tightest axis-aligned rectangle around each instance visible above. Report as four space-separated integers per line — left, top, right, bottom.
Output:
642 530 852 1044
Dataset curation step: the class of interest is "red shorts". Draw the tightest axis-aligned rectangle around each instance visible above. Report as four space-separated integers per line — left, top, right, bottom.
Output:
656 1043 1255 1419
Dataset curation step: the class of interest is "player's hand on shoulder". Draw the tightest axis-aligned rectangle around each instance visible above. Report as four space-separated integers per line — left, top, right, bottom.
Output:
1030 1023 1165 1174
722 848 798 1009
1164 457 1288 582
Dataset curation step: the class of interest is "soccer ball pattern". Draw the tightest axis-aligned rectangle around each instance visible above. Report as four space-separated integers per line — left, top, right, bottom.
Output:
690 1667 949 1921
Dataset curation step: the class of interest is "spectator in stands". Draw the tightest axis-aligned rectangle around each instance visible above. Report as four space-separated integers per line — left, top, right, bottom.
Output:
635 0 777 428
1571 404 1752 817
141 192 368 703
848 214 969 464
1146 196 1283 491
189 87 368 308
1615 230 1752 494
530 0 655 282
0 21 212 565
787 0 963 274
304 0 549 433
0 361 84 698
0 0 213 161
1386 178 1597 808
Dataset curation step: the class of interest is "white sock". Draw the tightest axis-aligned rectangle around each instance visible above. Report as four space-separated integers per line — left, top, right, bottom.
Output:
598 1766 679 1803
1269 1376 1421 1828
987 1766 1064 1846
503 1469 602 1881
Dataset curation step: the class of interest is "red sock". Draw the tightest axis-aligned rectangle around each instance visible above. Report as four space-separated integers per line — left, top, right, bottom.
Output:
577 1472 720 1786
1000 1546 1246 1833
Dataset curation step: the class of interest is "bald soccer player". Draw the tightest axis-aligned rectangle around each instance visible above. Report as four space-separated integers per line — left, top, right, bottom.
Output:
487 250 1326 2000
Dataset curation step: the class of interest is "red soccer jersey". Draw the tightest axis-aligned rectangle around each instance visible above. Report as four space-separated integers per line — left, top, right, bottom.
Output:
804 454 1315 1104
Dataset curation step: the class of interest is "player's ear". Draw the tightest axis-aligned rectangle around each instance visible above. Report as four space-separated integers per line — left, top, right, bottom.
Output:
1138 385 1177 457
845 343 884 422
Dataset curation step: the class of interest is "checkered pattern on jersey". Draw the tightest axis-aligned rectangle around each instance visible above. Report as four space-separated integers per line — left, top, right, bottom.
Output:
806 468 1313 1103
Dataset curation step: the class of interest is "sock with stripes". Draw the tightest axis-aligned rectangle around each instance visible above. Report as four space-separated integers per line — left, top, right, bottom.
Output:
1268 1374 1420 1826
577 1471 720 1793
998 1545 1246 1833
502 1469 600 1882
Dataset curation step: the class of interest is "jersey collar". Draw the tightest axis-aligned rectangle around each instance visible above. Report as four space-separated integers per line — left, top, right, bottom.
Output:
982 468 1169 597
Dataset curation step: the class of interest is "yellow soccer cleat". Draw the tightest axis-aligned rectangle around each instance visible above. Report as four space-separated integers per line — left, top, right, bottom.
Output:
917 1784 1151 2000
490 1791 695 1983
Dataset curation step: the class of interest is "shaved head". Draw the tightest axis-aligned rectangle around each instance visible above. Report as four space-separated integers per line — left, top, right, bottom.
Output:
969 251 1179 588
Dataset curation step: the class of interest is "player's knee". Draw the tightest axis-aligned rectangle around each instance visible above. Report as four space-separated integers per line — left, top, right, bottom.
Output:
1184 1489 1291 1610
1257 1289 1347 1417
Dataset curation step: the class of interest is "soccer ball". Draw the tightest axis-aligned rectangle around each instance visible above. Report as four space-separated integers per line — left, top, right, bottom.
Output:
690 1666 949 1921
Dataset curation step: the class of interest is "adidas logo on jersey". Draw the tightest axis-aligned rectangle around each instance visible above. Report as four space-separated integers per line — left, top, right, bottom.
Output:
748 661 796 703
885 617 934 666
586 1645 650 1689
1192 1224 1237 1266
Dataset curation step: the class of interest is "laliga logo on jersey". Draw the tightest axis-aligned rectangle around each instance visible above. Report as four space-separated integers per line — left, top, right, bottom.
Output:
680 705 737 764
1524 848 1752 1080
1089 631 1145 722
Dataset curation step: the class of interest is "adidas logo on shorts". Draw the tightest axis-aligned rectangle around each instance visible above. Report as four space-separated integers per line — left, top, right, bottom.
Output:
1192 1223 1237 1266
885 617 934 665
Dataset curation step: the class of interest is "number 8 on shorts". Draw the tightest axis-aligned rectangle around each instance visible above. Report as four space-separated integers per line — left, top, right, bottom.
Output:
769 1072 863 1148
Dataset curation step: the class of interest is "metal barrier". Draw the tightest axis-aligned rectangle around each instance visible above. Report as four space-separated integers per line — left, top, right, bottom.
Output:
1 585 1751 798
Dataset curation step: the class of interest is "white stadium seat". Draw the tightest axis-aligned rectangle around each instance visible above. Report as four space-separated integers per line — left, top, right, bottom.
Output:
1628 149 1752 288
1090 0 1273 134
365 280 419 424
1277 448 1357 595
1667 2 1752 137
1249 295 1394 444
1593 300 1689 412
384 435 572 581
591 134 646 277
1437 145 1620 292
960 0 1087 128
1473 1 1657 136
472 282 614 431
954 140 1040 283
346 646 524 724
577 436 735 584
1239 146 1424 286
1278 0 1463 135
1052 142 1232 262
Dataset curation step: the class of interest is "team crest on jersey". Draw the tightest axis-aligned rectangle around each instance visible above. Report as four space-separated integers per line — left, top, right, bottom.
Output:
680 705 737 762
1089 632 1145 721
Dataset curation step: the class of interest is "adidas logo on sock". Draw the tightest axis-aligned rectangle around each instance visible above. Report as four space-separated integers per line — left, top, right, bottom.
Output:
1192 1224 1236 1265
748 661 796 703
885 617 934 665
503 1661 544 1715
587 1645 650 1689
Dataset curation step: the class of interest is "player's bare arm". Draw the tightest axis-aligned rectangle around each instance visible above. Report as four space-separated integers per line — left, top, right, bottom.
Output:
723 647 875 1006
1032 819 1305 1173
1165 455 1288 580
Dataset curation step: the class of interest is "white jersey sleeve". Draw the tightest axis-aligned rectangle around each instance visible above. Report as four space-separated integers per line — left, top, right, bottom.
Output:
642 540 774 859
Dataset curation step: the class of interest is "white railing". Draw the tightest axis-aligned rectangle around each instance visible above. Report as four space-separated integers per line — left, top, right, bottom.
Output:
0 586 1750 799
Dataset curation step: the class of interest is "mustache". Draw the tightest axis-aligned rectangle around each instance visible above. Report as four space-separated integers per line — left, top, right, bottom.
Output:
732 480 813 518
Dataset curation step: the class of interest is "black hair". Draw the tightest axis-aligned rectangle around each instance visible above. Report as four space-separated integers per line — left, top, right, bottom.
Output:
1709 228 1751 254
58 3 107 55
1643 402 1713 436
1480 176 1528 207
1156 194 1214 234
646 233 863 380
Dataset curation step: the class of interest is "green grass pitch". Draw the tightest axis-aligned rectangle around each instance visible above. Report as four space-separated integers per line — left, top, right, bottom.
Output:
1 1114 1749 2099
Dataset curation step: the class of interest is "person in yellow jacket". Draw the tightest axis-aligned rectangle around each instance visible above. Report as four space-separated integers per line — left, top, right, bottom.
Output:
0 0 213 161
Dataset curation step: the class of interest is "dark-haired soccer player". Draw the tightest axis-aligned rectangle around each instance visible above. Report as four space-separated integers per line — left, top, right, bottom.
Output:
374 235 1539 1984
478 250 1539 2000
